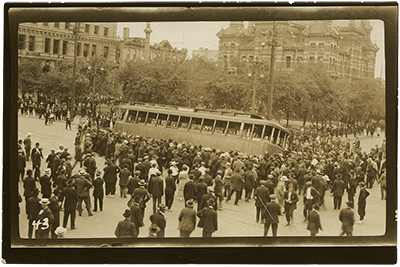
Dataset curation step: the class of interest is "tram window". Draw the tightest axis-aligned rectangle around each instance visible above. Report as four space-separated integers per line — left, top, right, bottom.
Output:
178 116 190 129
253 124 264 139
126 110 137 123
242 123 253 138
146 112 158 125
278 131 286 146
214 120 228 134
190 117 202 131
136 111 147 123
167 115 179 128
226 121 241 136
272 129 280 144
158 113 168 126
263 126 273 141
202 119 215 132
117 110 126 121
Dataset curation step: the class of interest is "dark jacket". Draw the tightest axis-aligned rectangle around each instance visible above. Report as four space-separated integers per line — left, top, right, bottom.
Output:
18 154 26 170
254 186 270 207
132 187 150 208
63 186 79 211
119 169 130 187
150 211 167 237
127 176 141 195
103 164 121 183
339 207 354 232
231 172 245 191
284 190 299 209
27 196 41 220
200 193 218 211
183 180 198 200
197 207 218 233
39 175 52 196
114 218 137 238
307 210 322 234
331 179 346 197
263 201 281 223
148 176 164 197
74 177 93 197
178 207 197 232
129 202 144 235
23 176 37 198
164 175 176 194
244 171 255 190
92 177 104 198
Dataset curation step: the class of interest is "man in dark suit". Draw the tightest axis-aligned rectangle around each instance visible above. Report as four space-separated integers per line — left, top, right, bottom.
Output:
164 169 176 211
92 170 104 212
127 170 141 197
183 174 198 205
307 205 322 236
189 165 202 184
331 174 346 210
303 181 320 221
18 150 26 182
23 169 36 213
200 186 218 211
26 188 41 239
254 180 270 223
148 172 164 214
103 160 120 197
263 194 281 237
135 158 146 181
39 168 52 198
283 183 299 226
339 201 355 236
195 176 208 211
75 170 93 216
84 153 97 182
197 198 218 237
31 145 43 181
52 151 62 181
132 180 151 218
114 209 137 238
149 204 167 238
63 179 79 230
130 196 144 237
228 169 245 205
178 199 197 237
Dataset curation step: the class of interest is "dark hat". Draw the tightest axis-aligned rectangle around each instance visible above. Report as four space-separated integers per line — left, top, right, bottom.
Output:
31 188 40 195
96 170 102 176
199 176 205 181
189 174 195 180
158 203 167 211
346 202 354 208
123 209 131 218
207 198 215 206
186 199 194 208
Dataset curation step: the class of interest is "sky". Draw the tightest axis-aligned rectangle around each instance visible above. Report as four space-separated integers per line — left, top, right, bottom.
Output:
117 20 385 79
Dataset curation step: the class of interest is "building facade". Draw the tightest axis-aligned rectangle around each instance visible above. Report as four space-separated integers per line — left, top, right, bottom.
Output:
116 26 187 63
18 22 187 67
216 20 379 79
18 22 119 67
192 47 219 61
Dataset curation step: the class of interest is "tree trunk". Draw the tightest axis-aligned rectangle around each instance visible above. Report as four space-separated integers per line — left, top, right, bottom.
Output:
303 114 307 127
286 111 290 127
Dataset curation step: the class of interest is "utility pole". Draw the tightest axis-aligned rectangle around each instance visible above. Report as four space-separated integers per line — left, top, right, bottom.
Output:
70 23 79 118
267 21 277 120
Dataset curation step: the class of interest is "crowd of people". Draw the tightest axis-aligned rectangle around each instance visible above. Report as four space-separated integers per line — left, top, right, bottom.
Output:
18 110 387 239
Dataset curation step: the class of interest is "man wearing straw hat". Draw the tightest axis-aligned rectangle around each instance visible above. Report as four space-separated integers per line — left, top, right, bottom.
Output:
33 198 55 239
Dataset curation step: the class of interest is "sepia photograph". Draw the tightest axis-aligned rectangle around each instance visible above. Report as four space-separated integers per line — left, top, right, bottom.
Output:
3 3 397 264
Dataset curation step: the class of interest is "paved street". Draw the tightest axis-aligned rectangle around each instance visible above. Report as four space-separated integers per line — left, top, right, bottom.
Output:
17 114 386 239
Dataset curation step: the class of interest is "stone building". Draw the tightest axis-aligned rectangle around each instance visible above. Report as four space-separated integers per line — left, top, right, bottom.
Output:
216 20 379 79
192 47 219 61
18 22 119 66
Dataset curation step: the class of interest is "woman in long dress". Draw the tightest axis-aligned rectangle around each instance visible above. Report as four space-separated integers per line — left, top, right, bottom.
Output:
178 165 190 200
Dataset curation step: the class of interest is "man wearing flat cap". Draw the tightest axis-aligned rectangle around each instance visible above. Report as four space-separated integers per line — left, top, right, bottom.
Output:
114 209 137 238
197 198 218 237
178 199 197 237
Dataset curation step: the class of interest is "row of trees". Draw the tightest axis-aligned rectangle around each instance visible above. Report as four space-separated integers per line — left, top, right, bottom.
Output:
18 54 385 127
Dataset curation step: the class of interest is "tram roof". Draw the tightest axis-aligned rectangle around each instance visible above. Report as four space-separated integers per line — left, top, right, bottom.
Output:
116 103 288 133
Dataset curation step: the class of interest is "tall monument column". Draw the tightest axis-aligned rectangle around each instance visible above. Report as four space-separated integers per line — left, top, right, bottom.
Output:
144 22 152 63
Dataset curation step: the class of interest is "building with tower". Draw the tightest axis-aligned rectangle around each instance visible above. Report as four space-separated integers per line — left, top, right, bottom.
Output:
216 20 379 79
